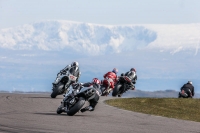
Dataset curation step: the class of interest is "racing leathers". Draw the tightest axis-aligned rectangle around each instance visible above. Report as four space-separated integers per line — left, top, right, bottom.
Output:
72 82 101 112
180 83 194 97
102 71 118 93
124 70 137 90
58 65 81 83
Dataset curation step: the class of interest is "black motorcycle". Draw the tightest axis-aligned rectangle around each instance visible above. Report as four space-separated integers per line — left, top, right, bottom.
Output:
51 69 78 98
178 88 192 98
56 85 98 116
112 76 132 97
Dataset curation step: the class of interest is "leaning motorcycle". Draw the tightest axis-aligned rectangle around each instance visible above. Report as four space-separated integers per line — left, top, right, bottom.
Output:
178 88 192 98
112 76 132 97
100 78 114 96
51 71 78 98
56 85 98 116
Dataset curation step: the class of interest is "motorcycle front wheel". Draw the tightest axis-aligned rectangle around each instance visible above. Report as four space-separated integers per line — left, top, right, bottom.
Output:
51 82 64 98
57 105 63 114
67 97 85 116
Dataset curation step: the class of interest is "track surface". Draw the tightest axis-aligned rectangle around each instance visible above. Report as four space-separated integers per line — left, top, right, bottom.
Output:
0 93 200 133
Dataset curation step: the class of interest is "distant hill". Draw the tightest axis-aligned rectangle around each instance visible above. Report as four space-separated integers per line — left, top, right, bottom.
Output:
1 89 200 98
120 89 200 98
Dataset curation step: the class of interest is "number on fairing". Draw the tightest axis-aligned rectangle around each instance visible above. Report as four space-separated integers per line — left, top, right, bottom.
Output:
69 75 77 81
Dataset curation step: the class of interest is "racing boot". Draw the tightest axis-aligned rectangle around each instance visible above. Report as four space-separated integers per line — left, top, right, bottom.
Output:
80 106 94 113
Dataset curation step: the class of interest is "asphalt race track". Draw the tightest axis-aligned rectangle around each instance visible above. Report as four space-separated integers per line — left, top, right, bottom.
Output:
0 93 200 133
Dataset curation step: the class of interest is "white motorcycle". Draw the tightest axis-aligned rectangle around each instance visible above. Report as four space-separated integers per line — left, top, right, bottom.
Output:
51 69 78 98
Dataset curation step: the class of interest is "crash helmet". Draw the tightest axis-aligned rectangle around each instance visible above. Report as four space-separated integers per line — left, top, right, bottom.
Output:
71 61 79 67
92 78 101 85
130 68 136 72
188 81 192 84
112 68 118 74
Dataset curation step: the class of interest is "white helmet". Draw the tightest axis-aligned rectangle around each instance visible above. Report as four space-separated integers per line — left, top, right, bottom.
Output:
71 61 79 67
188 81 192 84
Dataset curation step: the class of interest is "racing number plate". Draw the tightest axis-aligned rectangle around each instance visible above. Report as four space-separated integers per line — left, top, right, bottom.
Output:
69 74 77 81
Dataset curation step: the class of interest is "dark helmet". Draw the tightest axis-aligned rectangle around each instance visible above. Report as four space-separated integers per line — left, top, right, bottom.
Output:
112 68 118 74
130 68 136 72
71 61 79 67
188 81 192 85
92 78 101 84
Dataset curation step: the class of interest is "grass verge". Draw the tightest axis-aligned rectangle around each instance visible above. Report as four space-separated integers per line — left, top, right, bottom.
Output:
105 98 200 122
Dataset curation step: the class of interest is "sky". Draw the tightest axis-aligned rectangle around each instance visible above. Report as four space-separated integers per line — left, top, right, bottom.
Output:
1 0 200 29
0 0 200 94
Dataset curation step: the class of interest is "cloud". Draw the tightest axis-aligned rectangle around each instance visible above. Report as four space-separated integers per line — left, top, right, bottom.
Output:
194 41 200 56
0 21 200 93
1 21 200 56
0 20 157 55
170 46 183 55
0 56 7 59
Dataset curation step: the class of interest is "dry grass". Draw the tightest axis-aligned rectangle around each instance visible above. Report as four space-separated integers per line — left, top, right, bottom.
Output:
105 98 200 122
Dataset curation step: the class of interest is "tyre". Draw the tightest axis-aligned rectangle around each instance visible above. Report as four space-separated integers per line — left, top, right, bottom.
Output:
178 93 182 98
67 97 85 116
57 106 63 114
51 82 64 98
51 90 58 98
112 84 122 97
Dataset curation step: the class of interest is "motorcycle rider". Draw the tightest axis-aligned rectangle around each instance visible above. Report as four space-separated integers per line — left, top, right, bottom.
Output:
51 61 81 98
58 61 81 82
72 78 101 112
119 68 137 97
180 81 194 97
101 68 118 95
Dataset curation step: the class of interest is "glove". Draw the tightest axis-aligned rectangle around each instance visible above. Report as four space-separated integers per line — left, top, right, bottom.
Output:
72 83 79 89
60 70 67 74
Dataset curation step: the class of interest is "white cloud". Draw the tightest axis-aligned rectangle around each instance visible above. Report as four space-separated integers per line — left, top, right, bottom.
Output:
194 41 200 56
0 21 199 56
0 20 158 55
145 24 200 52
19 54 36 57
170 46 183 55
109 35 124 53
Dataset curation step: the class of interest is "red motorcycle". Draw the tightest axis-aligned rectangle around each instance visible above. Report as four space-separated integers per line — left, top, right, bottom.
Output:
100 78 115 96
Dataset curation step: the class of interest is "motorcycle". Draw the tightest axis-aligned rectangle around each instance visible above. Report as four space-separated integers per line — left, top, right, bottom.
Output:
51 70 78 98
112 76 132 97
100 78 115 96
178 88 192 98
56 85 97 116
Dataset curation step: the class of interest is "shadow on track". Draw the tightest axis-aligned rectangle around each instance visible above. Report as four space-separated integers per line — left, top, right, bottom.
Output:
34 112 86 117
28 97 52 99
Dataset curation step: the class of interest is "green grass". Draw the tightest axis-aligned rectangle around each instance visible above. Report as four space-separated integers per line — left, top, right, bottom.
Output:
105 98 200 122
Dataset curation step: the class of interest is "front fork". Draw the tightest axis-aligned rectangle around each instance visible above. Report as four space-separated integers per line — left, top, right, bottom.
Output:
60 101 68 112
60 96 77 112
